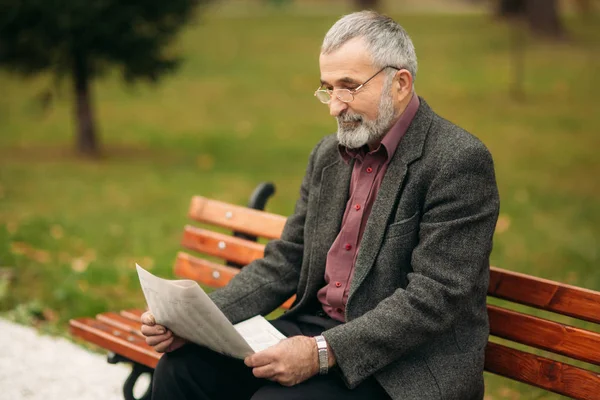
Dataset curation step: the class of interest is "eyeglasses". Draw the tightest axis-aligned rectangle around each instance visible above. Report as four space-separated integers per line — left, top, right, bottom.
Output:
314 66 400 104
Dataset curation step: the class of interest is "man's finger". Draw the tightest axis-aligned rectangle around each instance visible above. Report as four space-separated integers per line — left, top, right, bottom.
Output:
141 312 156 326
145 330 172 347
154 336 174 353
245 349 275 368
140 324 166 337
252 365 278 379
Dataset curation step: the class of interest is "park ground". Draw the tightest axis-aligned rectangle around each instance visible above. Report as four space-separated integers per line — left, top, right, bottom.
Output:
1 4 598 399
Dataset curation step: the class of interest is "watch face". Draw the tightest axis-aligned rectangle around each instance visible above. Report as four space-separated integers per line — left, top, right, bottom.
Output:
315 335 327 348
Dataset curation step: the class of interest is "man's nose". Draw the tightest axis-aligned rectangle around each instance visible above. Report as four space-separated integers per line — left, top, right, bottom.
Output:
329 96 348 117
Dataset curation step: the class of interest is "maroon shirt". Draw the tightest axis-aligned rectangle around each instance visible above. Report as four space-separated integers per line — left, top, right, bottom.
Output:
317 94 420 322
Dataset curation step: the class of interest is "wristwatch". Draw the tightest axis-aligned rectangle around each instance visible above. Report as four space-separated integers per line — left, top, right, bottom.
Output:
314 335 329 375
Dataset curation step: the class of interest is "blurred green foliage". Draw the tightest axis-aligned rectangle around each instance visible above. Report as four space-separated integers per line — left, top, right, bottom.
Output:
0 6 598 399
0 0 208 80
0 0 213 154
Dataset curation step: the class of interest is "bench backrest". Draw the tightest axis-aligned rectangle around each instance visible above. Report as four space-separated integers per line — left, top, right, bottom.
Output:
175 196 600 400
486 268 600 399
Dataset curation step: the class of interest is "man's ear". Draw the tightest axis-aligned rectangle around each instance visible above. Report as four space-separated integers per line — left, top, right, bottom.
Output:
393 69 413 102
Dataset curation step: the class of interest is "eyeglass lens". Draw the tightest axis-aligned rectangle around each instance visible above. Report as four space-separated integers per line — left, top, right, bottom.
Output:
315 89 354 104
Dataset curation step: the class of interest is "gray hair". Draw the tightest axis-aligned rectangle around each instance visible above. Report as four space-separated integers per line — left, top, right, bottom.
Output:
321 11 418 81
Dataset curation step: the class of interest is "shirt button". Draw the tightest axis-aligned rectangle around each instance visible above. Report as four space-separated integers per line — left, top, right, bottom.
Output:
345 244 352 251
335 282 342 288
366 167 373 173
336 308 343 314
355 204 361 211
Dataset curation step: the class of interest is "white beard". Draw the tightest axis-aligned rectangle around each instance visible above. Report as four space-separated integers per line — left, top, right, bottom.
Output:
336 77 396 149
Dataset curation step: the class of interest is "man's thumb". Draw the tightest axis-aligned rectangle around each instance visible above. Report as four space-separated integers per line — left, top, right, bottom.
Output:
141 312 156 325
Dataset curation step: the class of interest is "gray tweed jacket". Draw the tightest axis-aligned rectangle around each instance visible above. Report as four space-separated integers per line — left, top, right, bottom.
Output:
210 98 500 400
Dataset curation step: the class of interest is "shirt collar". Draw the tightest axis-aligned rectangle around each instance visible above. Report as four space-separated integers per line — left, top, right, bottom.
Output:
338 93 420 164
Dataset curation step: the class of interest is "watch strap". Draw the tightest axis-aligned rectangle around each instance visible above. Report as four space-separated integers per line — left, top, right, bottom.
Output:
314 335 329 375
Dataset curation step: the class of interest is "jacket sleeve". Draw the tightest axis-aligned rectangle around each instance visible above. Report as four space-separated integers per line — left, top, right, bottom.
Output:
322 143 500 388
208 139 323 324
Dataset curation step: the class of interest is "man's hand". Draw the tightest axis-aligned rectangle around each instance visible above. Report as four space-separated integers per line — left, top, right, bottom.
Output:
140 311 187 353
244 336 325 387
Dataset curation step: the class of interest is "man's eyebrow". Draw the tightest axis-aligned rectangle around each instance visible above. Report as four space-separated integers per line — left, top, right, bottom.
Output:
320 76 361 86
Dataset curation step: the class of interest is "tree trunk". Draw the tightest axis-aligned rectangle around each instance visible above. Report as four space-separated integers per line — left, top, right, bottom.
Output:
525 0 564 38
72 52 98 156
510 19 526 101
497 0 525 17
496 0 564 38
355 0 380 10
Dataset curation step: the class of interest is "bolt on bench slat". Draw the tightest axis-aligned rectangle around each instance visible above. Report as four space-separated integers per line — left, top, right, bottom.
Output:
175 251 296 309
181 226 265 266
175 252 241 288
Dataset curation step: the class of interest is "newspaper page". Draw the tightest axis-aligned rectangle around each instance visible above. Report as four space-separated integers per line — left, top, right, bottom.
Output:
136 264 285 359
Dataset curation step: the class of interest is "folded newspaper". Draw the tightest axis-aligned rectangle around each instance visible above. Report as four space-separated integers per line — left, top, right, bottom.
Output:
136 264 286 359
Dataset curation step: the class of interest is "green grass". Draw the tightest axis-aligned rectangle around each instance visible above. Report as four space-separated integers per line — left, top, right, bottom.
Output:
1 8 599 399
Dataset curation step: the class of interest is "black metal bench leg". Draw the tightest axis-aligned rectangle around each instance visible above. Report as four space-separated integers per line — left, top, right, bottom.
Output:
122 363 153 400
108 352 154 400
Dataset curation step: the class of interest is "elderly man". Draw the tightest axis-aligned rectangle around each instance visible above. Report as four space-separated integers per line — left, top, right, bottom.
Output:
142 10 499 400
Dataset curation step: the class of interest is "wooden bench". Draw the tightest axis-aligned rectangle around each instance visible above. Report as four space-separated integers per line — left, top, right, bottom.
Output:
69 183 600 400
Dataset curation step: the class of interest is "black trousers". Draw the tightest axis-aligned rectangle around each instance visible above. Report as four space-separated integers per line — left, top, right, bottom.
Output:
151 314 391 400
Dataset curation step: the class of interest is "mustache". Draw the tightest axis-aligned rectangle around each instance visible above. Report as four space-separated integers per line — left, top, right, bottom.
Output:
337 112 362 124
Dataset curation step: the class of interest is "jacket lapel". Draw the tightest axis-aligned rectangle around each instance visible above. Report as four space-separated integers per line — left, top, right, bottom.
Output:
349 98 434 300
305 158 352 293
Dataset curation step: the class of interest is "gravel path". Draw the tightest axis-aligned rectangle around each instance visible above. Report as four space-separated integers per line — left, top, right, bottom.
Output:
0 318 150 400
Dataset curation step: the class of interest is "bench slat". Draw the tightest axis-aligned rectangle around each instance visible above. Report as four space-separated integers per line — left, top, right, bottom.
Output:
489 267 600 324
120 309 144 323
175 252 296 309
69 318 160 369
181 226 265 266
488 305 600 365
189 196 286 240
484 341 600 400
97 312 144 337
175 252 241 288
281 296 296 310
